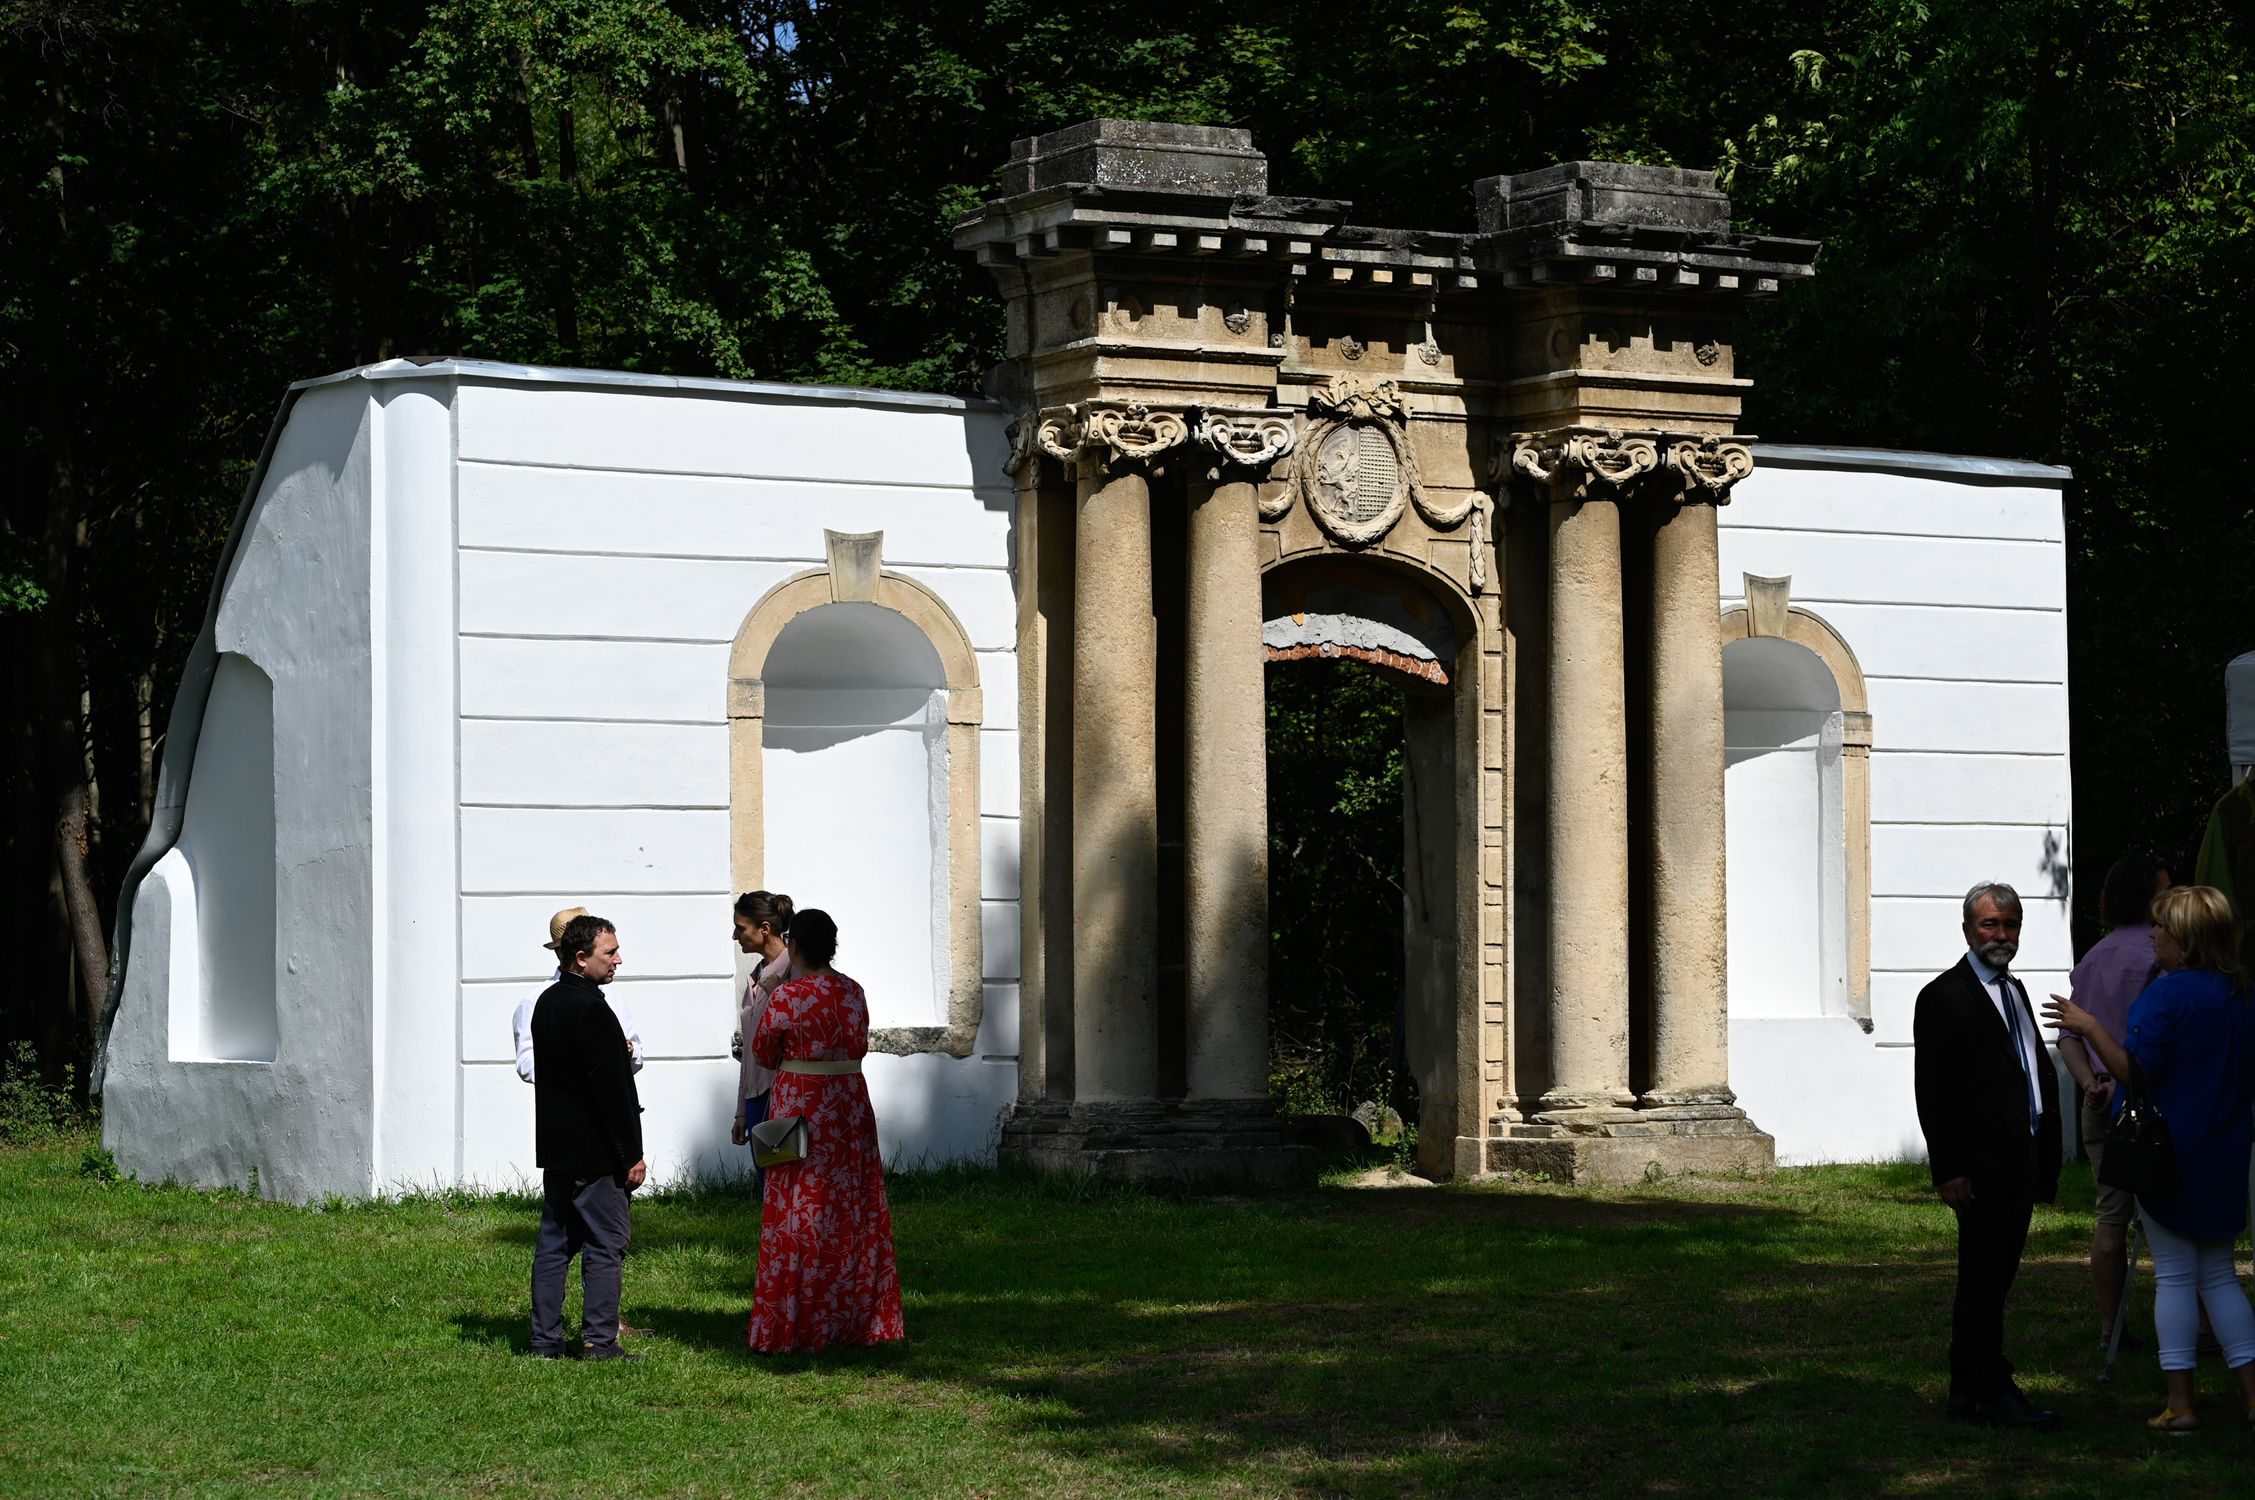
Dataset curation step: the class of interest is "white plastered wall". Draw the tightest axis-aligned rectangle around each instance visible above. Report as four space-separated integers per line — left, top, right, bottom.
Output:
1719 450 2074 1166
104 380 388 1198
448 374 1022 1187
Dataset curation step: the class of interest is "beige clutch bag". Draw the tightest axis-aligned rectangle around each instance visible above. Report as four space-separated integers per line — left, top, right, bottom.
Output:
750 1115 807 1170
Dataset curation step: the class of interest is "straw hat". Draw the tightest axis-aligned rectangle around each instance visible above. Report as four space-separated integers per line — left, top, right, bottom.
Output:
542 906 591 951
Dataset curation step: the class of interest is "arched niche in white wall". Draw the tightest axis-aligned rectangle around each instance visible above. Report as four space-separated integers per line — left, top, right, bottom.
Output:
728 532 984 1055
1720 593 1874 1024
764 604 947 1032
171 651 278 1062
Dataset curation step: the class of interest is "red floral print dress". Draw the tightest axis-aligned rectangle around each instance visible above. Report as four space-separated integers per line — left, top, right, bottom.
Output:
747 970 905 1352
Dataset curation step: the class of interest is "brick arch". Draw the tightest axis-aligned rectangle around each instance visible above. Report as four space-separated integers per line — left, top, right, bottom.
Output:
728 552 984 1057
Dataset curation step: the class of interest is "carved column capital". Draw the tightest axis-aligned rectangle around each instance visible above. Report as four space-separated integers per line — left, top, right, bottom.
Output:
1037 400 1190 480
1193 408 1297 474
1662 435 1755 504
1190 408 1299 520
1004 410 1042 481
1506 428 1661 502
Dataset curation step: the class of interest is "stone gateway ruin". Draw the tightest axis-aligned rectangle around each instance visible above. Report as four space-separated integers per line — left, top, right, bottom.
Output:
99 122 2077 1199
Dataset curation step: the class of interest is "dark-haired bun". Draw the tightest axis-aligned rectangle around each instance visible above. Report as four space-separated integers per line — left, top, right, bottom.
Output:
790 908 839 968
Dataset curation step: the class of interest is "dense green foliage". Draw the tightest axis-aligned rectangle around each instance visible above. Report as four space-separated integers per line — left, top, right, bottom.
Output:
1264 660 1410 1120
5 1 2251 1084
5 1139 2250 1495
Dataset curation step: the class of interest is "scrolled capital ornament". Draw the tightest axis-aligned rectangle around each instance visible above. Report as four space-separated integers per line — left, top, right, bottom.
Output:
1083 401 1190 467
1034 405 1086 467
1004 411 1041 480
1508 429 1661 502
1032 400 1190 477
1663 435 1755 503
1193 409 1298 475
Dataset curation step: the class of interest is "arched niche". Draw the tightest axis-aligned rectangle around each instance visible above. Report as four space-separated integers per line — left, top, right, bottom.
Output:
172 651 278 1062
729 535 984 1056
1719 598 1873 1021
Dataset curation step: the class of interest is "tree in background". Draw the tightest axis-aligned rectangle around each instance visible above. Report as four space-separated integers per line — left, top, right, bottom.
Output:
3 0 2249 1094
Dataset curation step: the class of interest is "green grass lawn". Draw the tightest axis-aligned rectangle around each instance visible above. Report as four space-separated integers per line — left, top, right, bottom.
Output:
2 1143 2250 1498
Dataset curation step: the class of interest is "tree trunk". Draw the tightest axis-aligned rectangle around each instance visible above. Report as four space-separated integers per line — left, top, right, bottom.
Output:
555 102 581 359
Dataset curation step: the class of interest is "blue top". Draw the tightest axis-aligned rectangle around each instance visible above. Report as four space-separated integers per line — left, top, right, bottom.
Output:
2120 968 2255 1238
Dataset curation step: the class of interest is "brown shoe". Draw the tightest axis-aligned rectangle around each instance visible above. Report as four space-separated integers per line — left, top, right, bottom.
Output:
617 1321 653 1339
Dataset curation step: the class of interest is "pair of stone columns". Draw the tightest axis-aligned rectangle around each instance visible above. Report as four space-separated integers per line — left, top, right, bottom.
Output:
1513 431 1753 1116
1035 404 1289 1104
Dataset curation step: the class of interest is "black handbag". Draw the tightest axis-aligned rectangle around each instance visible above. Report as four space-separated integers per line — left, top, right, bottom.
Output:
2097 1081 2180 1202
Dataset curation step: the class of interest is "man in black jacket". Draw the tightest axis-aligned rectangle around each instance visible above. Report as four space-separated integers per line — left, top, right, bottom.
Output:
1913 880 2063 1427
528 913 646 1361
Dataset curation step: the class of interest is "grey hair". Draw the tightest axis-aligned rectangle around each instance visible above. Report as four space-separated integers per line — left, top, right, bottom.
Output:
1963 881 2023 921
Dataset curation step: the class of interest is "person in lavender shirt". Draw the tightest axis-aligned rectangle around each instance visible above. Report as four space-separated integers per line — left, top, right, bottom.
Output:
2061 854 2170 1343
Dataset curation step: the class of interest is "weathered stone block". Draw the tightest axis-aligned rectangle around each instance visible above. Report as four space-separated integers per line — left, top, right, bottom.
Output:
1473 161 1732 238
998 1099 1320 1190
1485 1125 1775 1185
1000 119 1268 198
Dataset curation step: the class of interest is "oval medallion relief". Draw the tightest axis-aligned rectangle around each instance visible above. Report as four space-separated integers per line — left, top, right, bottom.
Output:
1303 420 1410 544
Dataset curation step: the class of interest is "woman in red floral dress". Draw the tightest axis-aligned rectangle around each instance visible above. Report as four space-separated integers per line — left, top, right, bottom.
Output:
747 909 905 1352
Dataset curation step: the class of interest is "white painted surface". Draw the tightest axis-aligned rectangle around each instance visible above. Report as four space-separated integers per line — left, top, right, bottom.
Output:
1720 461 2072 1166
176 654 278 1061
373 381 464 1191
1724 636 1851 1021
110 366 1025 1199
103 380 383 1199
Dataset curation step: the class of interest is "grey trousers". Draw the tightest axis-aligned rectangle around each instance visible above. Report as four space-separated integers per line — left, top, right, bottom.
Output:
530 1168 632 1352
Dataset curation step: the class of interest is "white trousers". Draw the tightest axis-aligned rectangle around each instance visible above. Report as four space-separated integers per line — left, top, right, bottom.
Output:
2142 1209 2255 1372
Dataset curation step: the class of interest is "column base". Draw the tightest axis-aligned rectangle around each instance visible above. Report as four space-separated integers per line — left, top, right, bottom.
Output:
999 1099 1320 1191
1480 1104 1774 1185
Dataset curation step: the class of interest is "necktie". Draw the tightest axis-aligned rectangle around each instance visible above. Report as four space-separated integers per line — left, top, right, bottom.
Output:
1997 972 2039 1134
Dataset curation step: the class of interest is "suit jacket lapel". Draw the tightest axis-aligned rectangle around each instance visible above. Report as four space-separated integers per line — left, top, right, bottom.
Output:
1955 957 2016 1060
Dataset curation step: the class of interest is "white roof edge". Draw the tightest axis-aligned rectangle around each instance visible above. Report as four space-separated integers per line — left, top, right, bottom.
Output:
1752 442 2071 485
287 357 999 413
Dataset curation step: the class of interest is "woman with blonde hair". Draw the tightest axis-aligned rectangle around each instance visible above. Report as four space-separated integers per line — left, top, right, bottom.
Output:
2048 885 2255 1432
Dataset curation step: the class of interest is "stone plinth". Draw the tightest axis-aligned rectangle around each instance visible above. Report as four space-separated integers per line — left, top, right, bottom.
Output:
998 118 1267 198
999 1100 1319 1190
1485 1106 1774 1185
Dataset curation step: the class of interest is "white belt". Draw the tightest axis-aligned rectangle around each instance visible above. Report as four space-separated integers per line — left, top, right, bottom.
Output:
780 1059 862 1076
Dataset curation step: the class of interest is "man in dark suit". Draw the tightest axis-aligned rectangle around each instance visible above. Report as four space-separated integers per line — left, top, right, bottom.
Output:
1914 880 2063 1427
528 913 646 1361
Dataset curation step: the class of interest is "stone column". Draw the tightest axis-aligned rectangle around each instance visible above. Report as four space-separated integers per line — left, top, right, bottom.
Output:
1182 412 1295 1101
1515 432 1654 1113
1041 403 1185 1101
1642 440 1748 1104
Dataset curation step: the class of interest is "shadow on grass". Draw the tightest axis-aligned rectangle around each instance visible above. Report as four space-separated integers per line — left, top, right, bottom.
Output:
456 1163 2232 1496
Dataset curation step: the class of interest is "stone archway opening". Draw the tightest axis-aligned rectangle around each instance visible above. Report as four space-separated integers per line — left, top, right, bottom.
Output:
1261 557 1471 1174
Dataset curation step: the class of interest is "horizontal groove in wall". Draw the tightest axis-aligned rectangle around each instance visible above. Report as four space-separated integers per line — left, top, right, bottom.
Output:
458 543 1009 570
460 456 1013 496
